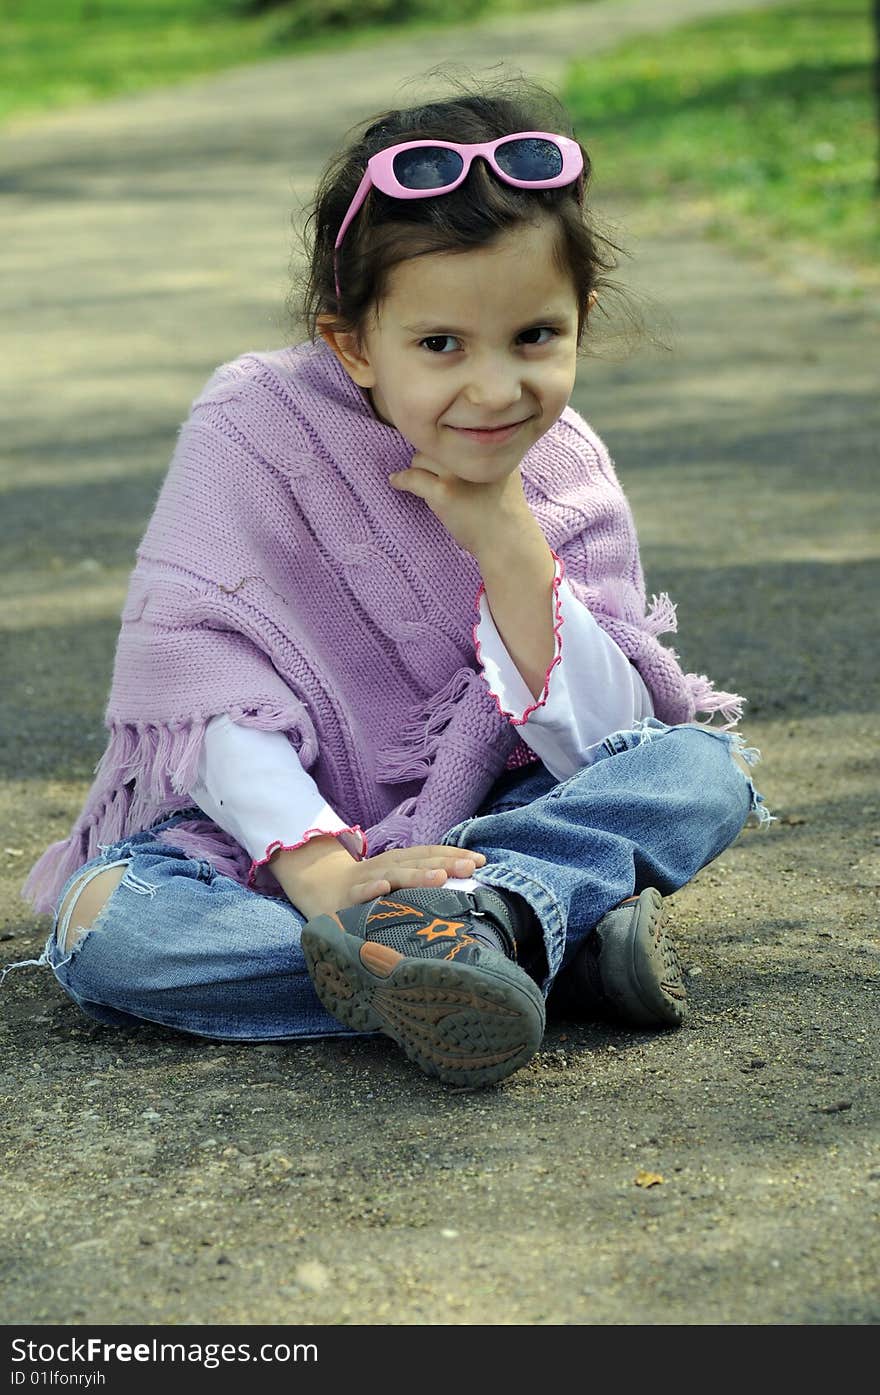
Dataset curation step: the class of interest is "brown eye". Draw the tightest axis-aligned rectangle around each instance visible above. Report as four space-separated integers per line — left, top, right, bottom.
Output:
519 327 559 345
420 335 457 354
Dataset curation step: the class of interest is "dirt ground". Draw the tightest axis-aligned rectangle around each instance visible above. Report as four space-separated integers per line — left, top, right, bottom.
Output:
1 0 878 1326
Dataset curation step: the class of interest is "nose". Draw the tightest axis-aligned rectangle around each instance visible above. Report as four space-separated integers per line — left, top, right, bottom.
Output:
464 356 524 412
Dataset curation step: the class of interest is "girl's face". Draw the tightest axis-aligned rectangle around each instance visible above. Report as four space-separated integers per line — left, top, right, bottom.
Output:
319 216 586 483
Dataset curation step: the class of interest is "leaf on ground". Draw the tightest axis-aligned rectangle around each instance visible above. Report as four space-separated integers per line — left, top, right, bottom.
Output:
634 1170 664 1188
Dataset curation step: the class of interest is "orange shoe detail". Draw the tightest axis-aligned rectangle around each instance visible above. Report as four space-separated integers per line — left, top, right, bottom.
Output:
359 940 403 977
444 935 478 961
416 917 468 942
366 897 424 924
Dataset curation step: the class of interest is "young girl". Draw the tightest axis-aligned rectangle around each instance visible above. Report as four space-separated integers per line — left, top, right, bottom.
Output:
9 75 770 1090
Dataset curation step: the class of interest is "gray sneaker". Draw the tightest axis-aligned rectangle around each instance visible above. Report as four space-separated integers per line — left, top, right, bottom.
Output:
553 888 687 1027
301 884 546 1088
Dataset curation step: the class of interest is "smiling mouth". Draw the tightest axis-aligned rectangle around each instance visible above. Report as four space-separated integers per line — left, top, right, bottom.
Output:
450 418 529 434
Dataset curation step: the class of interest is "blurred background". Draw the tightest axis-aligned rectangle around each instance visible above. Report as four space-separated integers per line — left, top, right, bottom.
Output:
3 0 875 269
3 0 876 274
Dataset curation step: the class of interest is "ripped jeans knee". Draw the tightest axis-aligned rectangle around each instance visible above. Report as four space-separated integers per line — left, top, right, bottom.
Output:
672 721 774 833
719 728 775 830
55 858 133 955
608 717 775 834
0 852 138 987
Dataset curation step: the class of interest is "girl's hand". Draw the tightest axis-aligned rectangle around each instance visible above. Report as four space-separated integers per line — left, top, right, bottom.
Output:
388 452 531 560
306 846 488 920
349 845 487 901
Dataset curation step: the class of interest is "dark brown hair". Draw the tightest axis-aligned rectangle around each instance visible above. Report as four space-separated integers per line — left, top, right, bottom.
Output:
286 66 648 358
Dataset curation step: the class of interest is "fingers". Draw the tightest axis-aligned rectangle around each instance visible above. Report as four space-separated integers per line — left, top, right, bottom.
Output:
353 850 487 902
411 846 487 867
401 850 486 878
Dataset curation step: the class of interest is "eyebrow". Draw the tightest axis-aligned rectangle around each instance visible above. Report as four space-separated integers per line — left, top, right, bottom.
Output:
402 313 572 335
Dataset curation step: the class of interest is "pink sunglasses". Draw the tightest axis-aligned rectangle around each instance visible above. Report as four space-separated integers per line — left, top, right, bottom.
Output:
333 130 585 303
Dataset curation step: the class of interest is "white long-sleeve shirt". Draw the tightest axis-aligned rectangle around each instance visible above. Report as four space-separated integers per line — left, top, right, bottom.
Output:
189 556 653 889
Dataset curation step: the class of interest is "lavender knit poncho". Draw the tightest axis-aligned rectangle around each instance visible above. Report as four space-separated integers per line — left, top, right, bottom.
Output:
23 337 743 915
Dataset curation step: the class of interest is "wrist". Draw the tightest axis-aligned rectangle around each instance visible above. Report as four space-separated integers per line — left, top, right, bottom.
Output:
473 499 543 574
268 835 357 919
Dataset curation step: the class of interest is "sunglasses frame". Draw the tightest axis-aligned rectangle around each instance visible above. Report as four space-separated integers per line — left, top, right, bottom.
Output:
333 130 585 303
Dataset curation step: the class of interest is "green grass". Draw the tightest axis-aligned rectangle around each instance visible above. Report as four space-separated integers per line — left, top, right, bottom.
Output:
562 0 878 282
0 0 590 127
4 0 876 281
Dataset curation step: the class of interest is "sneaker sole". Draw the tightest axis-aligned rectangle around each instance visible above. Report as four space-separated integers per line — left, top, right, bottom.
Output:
597 888 687 1027
300 914 546 1088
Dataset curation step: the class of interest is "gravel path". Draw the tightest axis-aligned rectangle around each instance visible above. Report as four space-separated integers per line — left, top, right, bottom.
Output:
1 0 878 1326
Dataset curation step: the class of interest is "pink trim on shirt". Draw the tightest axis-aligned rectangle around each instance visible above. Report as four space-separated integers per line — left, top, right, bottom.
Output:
473 549 566 726
247 823 368 889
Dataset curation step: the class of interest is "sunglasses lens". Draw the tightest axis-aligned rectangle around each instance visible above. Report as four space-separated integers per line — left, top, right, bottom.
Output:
495 137 563 181
392 146 465 190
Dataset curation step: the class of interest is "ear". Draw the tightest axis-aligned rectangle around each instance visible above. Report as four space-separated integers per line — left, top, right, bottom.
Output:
316 314 377 388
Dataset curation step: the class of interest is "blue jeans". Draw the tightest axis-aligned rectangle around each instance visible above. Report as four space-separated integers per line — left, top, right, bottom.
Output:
8 720 770 1042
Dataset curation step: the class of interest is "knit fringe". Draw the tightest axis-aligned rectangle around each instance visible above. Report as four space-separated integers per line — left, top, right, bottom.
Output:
640 596 742 726
366 797 421 853
686 672 746 730
22 717 212 917
374 667 474 784
644 592 678 638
